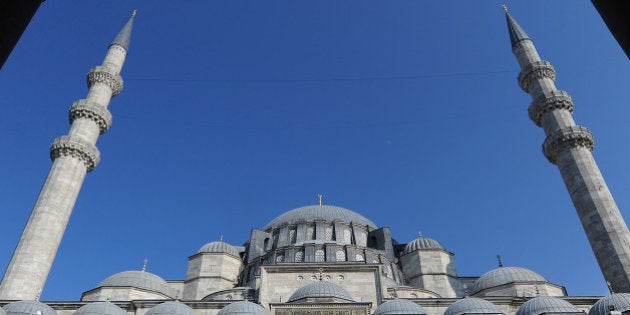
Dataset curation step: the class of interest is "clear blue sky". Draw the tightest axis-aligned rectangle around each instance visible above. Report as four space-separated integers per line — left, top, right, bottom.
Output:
0 1 628 301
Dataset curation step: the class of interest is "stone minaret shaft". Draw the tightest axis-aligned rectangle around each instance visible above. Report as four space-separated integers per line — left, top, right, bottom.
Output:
506 11 630 292
0 12 135 300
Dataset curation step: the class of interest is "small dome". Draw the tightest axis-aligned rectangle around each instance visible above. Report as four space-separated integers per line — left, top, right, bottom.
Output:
374 299 427 315
444 298 502 315
516 296 579 315
198 241 240 257
288 281 354 302
588 293 630 315
74 302 126 315
264 205 377 230
470 267 547 295
99 270 174 297
3 301 57 315
146 301 195 315
217 301 267 315
403 236 445 254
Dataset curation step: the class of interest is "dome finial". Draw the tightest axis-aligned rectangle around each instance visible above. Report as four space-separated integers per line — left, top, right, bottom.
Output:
463 284 469 297
496 255 503 267
418 231 423 238
502 4 508 13
142 258 148 272
219 235 224 243
318 194 323 206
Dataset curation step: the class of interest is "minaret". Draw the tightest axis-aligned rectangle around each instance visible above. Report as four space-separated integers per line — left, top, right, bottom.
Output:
0 11 136 300
505 8 630 292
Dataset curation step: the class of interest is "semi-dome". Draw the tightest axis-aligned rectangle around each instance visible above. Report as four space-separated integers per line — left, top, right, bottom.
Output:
374 299 427 315
516 296 579 315
403 236 445 254
3 301 57 315
146 301 196 315
217 301 267 315
288 281 354 302
74 302 126 315
263 205 377 230
470 267 547 295
444 297 503 315
198 241 240 257
98 270 174 297
588 293 630 315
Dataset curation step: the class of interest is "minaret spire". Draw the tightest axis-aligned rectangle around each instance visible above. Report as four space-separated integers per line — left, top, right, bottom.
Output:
0 12 136 300
505 10 630 293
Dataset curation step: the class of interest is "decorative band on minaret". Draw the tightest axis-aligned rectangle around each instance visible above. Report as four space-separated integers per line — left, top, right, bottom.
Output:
505 9 630 293
0 11 136 301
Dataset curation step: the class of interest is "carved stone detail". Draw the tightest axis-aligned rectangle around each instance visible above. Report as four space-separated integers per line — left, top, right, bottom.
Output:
543 126 594 164
50 136 101 172
518 61 556 93
87 66 123 96
69 99 113 134
528 90 574 126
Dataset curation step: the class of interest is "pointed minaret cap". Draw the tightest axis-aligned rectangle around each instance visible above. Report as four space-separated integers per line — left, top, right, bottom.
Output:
111 10 137 51
503 6 531 48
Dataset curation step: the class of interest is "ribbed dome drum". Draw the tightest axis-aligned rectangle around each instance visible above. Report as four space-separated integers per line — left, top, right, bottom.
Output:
99 270 174 297
470 267 547 295
444 298 502 315
588 293 630 315
146 301 195 315
374 299 427 315
198 241 240 256
2 301 57 315
288 281 354 302
217 301 268 315
264 205 377 230
74 302 126 315
516 296 579 315
403 236 445 254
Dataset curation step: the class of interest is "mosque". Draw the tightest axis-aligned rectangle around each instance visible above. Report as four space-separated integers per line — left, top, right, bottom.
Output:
2 7 630 315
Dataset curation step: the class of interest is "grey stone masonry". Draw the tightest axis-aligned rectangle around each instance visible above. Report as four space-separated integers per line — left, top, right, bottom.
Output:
0 12 135 300
506 11 630 292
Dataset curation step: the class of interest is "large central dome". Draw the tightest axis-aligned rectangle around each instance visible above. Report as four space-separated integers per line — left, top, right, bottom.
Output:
263 205 377 230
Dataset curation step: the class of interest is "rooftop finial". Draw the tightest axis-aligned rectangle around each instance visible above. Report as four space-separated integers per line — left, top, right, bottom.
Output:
142 258 148 272
418 231 423 238
497 255 503 267
132 9 137 17
219 235 224 243
318 194 323 206
463 284 469 297
502 4 508 13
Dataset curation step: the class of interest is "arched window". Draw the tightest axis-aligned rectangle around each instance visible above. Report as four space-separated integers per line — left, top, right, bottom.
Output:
315 249 325 262
355 253 364 261
289 228 297 244
295 251 304 262
336 250 346 261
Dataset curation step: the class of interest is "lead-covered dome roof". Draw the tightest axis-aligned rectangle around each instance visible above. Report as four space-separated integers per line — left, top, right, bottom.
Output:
3 301 57 315
264 205 377 230
74 302 126 315
403 236 445 254
374 299 427 315
198 241 240 257
146 301 196 315
470 267 547 295
99 270 174 297
588 293 630 315
516 296 579 315
217 301 268 315
288 281 354 302
444 298 502 315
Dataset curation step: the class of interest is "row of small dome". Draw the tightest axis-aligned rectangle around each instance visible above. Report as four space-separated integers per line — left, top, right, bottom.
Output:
3 293 630 315
0 300 266 315
94 265 552 300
